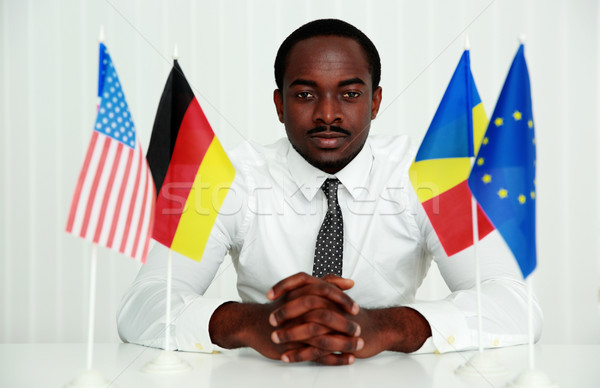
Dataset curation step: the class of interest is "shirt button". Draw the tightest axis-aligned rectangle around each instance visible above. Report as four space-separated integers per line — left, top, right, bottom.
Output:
447 336 455 345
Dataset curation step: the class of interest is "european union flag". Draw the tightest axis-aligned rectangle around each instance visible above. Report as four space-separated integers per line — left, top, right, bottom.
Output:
467 45 536 278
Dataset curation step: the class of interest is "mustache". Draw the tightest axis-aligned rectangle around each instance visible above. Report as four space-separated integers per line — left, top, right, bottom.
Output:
307 125 351 136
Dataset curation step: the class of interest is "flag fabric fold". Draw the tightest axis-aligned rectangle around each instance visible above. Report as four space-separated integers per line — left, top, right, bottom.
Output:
468 45 536 278
66 43 155 263
409 50 494 257
147 60 235 261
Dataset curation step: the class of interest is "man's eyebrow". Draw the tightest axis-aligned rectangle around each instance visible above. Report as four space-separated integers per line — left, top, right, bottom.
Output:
338 77 366 87
289 79 317 87
288 77 366 88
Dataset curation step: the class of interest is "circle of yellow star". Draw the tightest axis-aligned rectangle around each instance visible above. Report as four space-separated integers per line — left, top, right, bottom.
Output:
518 194 526 204
494 117 503 127
482 137 489 145
497 188 508 199
513 111 522 121
528 120 533 128
482 174 492 184
530 191 536 199
477 157 484 166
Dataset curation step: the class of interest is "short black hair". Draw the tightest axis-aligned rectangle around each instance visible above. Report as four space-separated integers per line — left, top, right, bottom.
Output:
274 19 381 91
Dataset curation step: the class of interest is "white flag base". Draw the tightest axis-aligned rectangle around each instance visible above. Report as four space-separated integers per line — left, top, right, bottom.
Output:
455 351 507 376
507 369 559 387
141 350 192 373
64 369 115 387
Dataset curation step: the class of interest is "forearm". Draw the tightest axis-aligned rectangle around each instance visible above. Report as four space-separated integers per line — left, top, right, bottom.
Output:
411 278 542 353
358 306 432 355
117 243 230 352
118 277 230 351
117 277 175 347
209 301 269 349
415 231 543 353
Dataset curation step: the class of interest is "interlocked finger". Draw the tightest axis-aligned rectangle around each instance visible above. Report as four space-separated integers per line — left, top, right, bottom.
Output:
304 333 365 353
281 344 354 365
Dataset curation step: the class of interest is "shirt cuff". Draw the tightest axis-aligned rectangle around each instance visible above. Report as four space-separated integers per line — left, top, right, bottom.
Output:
174 297 231 353
407 300 472 354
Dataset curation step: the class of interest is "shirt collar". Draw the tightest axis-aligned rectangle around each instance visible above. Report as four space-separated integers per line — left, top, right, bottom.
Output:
287 139 374 201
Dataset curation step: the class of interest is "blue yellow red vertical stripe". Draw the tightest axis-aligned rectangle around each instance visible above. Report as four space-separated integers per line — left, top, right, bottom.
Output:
409 50 493 256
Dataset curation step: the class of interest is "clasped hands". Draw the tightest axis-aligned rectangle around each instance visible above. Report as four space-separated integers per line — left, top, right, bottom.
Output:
210 272 397 366
265 272 376 365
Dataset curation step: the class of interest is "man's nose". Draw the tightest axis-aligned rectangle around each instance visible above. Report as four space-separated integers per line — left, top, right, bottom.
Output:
313 95 342 125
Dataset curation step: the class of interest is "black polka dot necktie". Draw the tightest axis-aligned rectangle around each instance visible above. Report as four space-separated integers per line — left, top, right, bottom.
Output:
312 178 343 278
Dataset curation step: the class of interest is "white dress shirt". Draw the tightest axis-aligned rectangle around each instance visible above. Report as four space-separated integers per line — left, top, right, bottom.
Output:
117 134 542 354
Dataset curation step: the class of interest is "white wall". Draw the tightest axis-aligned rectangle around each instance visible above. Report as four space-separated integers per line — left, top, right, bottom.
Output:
1 0 598 345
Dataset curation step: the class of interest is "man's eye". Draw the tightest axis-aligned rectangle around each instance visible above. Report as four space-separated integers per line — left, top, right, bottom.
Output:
296 92 313 99
344 91 361 98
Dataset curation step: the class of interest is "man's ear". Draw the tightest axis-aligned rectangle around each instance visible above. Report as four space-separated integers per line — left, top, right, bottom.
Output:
273 89 284 123
371 86 382 120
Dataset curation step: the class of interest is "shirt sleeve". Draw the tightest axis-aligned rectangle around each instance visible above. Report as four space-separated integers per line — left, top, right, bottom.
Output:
407 191 543 354
117 159 251 353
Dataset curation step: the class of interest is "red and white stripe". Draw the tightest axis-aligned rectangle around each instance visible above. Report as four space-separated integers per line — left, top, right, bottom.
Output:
66 131 155 263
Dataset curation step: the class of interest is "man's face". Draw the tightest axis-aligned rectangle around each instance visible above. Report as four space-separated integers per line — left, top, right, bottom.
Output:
274 36 382 173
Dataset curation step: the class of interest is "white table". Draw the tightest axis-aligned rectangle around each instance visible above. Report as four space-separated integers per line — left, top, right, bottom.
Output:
0 343 597 387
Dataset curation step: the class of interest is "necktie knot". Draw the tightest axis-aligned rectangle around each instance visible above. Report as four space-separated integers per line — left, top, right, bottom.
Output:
322 178 340 203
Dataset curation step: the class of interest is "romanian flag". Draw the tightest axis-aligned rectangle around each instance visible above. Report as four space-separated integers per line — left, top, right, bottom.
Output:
146 60 235 261
409 50 494 256
468 45 537 278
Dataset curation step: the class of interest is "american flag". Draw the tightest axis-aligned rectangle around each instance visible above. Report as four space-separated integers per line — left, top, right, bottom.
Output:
66 43 155 263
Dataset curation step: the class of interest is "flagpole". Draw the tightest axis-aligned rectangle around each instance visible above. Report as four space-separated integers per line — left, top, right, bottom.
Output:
527 276 535 370
86 24 102 372
521 32 536 371
86 243 98 370
456 36 506 376
141 43 191 374
464 35 483 355
458 167 507 377
499 35 557 388
164 44 177 354
508 274 559 387
517 33 537 373
64 244 115 387
164 249 173 351
471 195 484 354
63 26 115 387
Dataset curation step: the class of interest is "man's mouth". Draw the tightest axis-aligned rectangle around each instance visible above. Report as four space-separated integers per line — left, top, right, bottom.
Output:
308 126 350 149
307 125 351 136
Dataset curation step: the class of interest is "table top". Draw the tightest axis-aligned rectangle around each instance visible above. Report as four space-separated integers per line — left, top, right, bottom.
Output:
0 343 597 387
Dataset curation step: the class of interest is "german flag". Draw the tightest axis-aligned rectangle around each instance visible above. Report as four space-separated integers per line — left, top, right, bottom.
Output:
147 60 235 261
409 50 493 256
